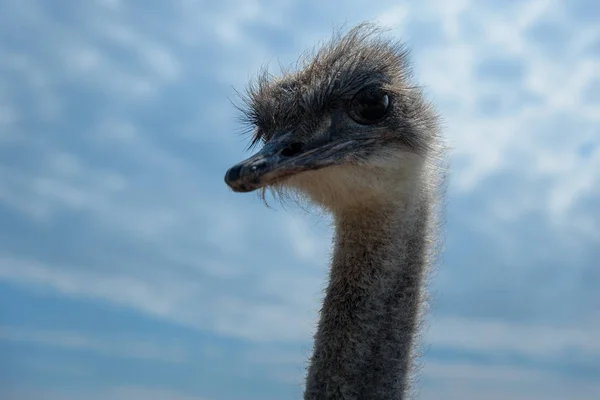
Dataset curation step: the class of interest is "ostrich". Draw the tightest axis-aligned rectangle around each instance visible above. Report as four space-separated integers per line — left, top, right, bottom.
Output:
225 24 447 399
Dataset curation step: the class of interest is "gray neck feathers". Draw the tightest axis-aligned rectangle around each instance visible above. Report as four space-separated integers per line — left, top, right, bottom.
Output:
304 179 435 400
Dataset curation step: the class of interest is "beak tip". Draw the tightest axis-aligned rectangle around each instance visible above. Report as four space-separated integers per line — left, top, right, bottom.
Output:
224 166 258 193
225 164 243 186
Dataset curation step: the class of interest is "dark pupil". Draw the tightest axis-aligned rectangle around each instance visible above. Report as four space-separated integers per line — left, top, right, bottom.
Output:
352 90 390 123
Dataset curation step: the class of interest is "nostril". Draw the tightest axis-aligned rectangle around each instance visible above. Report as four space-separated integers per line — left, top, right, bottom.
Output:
250 160 267 172
280 142 304 158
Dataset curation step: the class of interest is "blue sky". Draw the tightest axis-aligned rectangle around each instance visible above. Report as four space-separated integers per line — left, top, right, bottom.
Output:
0 0 599 399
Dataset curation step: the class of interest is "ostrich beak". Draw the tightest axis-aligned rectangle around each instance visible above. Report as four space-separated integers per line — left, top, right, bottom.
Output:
224 132 372 193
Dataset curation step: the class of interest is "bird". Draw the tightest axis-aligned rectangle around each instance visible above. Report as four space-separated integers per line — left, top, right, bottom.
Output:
224 23 447 400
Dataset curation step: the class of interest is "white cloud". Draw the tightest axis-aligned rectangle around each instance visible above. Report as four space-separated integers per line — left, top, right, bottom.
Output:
0 325 187 363
95 22 181 81
3 386 205 400
0 253 317 342
0 103 18 127
420 361 600 400
0 255 197 321
392 0 600 241
426 316 600 359
283 213 331 265
375 4 409 30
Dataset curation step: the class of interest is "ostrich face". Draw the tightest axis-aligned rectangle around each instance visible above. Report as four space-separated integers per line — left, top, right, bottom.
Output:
225 26 438 209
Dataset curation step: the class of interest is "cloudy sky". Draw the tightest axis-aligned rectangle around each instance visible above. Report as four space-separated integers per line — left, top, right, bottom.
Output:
1 0 599 399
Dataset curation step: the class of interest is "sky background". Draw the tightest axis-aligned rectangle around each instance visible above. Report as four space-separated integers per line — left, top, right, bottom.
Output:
0 0 599 399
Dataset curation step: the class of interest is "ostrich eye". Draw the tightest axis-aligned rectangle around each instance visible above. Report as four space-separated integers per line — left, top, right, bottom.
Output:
348 87 391 124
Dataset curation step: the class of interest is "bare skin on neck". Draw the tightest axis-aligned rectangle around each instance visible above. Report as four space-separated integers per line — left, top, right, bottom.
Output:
225 23 446 400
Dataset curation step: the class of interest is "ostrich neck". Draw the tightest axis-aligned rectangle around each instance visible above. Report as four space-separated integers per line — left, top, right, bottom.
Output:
304 187 432 400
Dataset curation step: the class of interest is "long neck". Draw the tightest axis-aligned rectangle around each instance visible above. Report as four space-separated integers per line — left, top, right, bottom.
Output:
304 185 435 400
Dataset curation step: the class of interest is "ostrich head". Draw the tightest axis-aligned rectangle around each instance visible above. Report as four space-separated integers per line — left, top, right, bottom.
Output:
225 24 440 213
